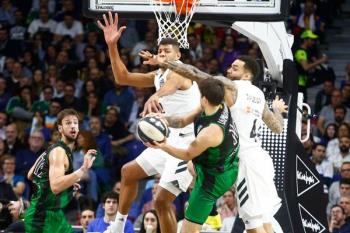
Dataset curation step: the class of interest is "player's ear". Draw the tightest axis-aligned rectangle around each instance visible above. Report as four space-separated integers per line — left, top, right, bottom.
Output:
58 125 62 133
176 51 181 60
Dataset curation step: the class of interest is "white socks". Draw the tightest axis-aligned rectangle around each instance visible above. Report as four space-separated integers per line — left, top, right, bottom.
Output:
110 212 128 233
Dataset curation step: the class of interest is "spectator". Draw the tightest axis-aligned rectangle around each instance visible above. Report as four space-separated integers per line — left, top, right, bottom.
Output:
0 26 20 58
15 130 45 177
73 130 102 202
54 12 83 42
339 196 350 218
329 137 350 172
56 50 79 82
294 1 325 39
327 123 350 159
0 76 11 111
0 0 17 25
27 7 57 38
6 85 35 121
321 123 337 146
32 85 54 114
87 191 134 233
58 83 81 110
188 34 203 61
341 83 350 108
329 205 348 233
314 79 335 114
0 139 5 160
311 143 333 186
80 209 95 233
80 92 106 118
0 111 7 140
0 176 17 229
0 155 25 198
294 30 327 100
219 189 237 221
103 85 134 123
103 106 134 152
130 31 157 66
216 35 240 72
329 162 350 210
9 9 26 43
4 123 23 156
89 116 112 184
318 90 350 135
139 209 161 233
4 199 25 232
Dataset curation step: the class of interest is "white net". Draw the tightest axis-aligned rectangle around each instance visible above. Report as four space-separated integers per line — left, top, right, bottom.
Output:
150 0 199 49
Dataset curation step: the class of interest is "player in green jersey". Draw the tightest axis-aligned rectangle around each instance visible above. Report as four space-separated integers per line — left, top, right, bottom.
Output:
146 78 239 233
25 108 96 233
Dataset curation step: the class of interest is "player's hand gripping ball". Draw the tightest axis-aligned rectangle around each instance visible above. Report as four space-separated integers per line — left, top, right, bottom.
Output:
137 116 170 144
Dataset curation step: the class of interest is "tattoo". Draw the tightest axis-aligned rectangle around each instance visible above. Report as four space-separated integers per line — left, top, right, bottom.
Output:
164 61 213 81
262 103 284 134
165 116 184 128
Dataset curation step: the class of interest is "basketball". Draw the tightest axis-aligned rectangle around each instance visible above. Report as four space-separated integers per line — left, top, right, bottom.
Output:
137 116 170 143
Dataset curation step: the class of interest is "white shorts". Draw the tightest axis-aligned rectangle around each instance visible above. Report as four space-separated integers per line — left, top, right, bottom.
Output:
235 148 281 229
136 130 194 196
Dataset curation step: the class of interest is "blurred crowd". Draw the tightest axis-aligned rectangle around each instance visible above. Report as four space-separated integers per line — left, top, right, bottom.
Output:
0 0 349 232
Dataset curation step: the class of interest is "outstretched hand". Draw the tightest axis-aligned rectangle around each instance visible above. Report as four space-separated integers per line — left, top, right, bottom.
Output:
139 50 159 66
97 11 126 45
81 149 97 172
272 96 288 114
140 94 164 117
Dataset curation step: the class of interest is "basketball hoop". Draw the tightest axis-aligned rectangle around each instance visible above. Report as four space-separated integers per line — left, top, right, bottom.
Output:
150 0 199 49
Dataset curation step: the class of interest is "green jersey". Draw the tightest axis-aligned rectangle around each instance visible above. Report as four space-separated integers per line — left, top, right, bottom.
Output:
186 104 239 224
30 140 74 210
25 140 74 233
193 104 239 173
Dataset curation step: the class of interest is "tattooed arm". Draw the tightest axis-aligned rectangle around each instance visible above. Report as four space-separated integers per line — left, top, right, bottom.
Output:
161 61 238 106
262 96 288 134
164 106 202 128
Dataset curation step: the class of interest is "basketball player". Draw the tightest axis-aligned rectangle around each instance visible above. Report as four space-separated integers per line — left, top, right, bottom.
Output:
146 78 239 233
160 56 287 233
98 12 200 233
25 108 96 233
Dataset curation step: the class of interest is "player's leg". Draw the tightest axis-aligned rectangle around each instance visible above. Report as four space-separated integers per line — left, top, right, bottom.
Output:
112 148 166 233
118 160 148 214
154 186 178 233
246 226 267 233
181 219 202 233
263 223 274 233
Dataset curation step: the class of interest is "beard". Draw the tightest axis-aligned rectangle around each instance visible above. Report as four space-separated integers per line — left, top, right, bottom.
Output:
335 116 344 123
340 146 350 154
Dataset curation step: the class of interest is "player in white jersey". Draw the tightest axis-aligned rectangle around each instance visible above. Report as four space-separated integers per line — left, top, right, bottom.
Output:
159 56 287 233
98 12 200 233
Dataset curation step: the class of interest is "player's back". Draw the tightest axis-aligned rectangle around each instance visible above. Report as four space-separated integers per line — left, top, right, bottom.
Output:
154 68 200 135
230 80 265 153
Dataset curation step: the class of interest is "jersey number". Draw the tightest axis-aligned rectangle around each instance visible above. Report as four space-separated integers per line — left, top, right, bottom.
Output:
250 119 261 142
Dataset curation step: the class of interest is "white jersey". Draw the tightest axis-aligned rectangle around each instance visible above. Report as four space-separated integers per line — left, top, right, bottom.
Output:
230 80 265 153
154 68 201 135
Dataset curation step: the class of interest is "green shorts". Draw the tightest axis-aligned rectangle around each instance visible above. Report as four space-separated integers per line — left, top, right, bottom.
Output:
25 207 72 233
185 156 239 224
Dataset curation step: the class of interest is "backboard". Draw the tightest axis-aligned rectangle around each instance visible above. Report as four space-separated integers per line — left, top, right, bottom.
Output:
83 0 290 21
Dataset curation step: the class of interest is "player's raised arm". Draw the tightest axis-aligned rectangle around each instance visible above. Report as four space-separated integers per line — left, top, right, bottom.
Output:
98 12 155 87
49 147 96 194
262 96 288 134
